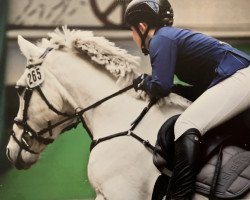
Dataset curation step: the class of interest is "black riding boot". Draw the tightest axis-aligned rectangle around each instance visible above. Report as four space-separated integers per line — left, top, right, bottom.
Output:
166 128 202 200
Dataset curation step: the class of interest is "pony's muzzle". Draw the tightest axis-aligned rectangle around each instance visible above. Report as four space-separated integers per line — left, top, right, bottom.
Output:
6 147 13 163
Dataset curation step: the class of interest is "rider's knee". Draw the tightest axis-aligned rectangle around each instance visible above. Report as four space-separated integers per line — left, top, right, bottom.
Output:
174 115 202 141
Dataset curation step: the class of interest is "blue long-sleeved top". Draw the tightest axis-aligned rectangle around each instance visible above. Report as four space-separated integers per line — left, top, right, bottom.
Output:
143 27 250 97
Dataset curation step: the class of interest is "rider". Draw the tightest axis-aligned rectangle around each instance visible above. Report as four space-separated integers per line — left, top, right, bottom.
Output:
124 0 250 199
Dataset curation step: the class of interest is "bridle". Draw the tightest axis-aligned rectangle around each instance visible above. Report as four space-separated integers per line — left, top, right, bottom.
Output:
11 47 76 156
11 47 157 161
12 82 135 154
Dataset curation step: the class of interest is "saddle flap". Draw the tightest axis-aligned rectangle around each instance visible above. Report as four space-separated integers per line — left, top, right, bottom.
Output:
153 115 180 174
196 146 250 199
152 114 250 199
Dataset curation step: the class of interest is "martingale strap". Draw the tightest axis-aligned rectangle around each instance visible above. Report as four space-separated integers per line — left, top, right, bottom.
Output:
90 131 156 152
90 98 158 151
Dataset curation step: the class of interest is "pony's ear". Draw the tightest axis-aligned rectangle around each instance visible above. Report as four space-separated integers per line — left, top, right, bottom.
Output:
17 35 44 59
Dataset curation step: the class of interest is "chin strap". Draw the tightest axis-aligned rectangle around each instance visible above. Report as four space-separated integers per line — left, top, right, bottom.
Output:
135 25 151 55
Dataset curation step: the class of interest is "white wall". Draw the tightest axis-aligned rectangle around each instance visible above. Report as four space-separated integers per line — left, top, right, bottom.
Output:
171 0 250 27
8 0 123 27
170 0 250 37
8 0 250 34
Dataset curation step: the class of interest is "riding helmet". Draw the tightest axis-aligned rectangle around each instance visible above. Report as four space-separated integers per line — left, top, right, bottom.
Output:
124 0 174 28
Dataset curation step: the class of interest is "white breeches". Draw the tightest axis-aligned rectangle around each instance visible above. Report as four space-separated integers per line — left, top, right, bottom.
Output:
174 66 250 140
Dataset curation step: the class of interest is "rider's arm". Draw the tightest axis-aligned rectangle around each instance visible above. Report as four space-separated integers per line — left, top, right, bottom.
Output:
142 35 177 97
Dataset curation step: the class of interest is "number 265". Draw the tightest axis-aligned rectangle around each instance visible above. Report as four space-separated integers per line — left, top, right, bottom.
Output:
28 68 41 84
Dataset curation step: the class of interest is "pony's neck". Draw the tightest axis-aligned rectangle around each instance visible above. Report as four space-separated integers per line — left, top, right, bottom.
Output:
47 51 148 139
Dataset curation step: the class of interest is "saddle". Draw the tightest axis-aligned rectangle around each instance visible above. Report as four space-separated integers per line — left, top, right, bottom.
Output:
152 114 250 200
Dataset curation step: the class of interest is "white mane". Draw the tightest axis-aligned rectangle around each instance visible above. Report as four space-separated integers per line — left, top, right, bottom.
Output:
38 26 191 108
39 26 139 86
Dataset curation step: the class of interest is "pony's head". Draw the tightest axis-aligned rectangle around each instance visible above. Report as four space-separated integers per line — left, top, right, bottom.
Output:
6 27 171 170
6 35 78 169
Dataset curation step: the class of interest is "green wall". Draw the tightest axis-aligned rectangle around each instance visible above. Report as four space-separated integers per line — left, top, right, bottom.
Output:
235 44 250 54
0 125 95 200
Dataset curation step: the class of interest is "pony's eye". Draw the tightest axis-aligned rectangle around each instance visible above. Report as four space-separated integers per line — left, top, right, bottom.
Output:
15 85 26 96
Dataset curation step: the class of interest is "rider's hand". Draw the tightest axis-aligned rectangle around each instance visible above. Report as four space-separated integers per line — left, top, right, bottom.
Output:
133 74 149 91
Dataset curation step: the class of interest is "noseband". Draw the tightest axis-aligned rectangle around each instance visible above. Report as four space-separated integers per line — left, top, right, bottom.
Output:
12 86 75 154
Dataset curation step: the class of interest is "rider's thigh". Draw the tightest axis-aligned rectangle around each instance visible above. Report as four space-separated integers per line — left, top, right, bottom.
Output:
174 66 250 140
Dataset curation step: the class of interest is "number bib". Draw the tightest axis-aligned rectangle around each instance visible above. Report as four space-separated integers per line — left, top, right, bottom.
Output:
25 66 45 88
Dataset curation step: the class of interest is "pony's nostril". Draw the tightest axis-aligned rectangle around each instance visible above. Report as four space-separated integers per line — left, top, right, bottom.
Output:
6 148 13 162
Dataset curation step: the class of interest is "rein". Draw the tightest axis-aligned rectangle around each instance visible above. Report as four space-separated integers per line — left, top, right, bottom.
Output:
13 83 134 154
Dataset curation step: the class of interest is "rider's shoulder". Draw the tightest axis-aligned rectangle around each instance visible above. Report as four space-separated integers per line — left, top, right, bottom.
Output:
153 27 193 41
